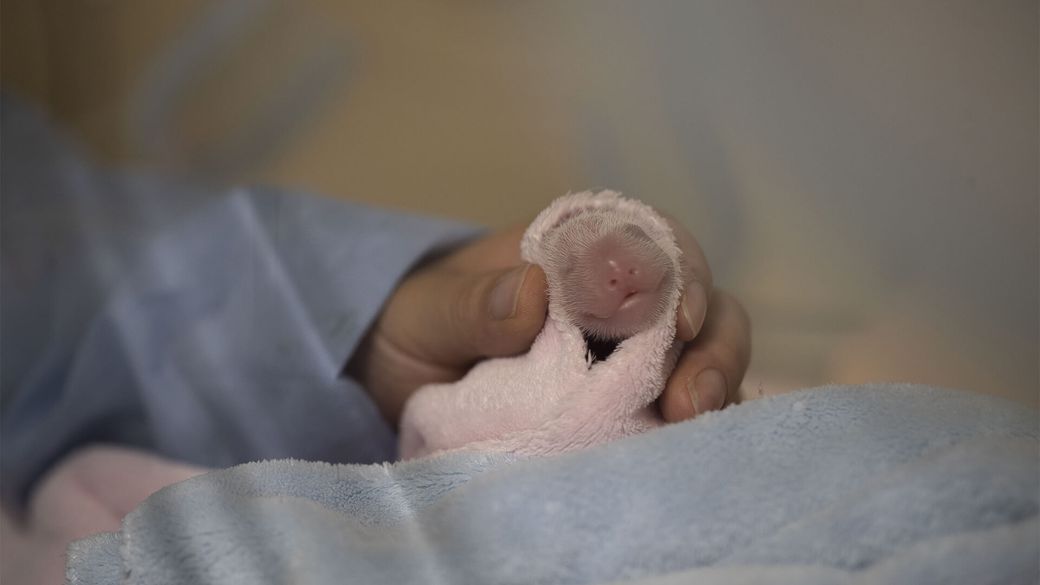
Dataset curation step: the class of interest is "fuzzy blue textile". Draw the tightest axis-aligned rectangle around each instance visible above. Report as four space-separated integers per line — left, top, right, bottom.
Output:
67 385 1038 584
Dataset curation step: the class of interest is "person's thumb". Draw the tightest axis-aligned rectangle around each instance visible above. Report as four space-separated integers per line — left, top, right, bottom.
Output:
386 263 548 368
472 263 548 356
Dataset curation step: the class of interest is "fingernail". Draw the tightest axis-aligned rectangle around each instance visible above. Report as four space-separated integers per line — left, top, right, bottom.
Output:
489 264 531 320
681 281 708 337
688 368 727 416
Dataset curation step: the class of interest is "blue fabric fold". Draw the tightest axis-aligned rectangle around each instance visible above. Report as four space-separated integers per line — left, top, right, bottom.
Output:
66 385 1038 584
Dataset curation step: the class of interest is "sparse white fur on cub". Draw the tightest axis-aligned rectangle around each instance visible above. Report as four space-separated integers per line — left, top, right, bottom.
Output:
530 193 679 340
399 191 684 459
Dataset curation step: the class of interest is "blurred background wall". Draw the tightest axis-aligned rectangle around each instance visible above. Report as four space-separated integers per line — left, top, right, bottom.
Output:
3 0 1037 406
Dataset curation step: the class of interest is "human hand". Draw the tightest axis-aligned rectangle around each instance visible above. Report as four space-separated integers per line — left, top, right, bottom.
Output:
348 216 751 426
347 225 549 425
656 216 752 421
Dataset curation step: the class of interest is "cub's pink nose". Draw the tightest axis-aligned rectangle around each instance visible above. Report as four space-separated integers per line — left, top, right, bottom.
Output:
584 236 667 319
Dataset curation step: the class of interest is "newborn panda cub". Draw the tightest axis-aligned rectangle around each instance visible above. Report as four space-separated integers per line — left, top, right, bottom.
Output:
541 211 676 361
399 191 683 460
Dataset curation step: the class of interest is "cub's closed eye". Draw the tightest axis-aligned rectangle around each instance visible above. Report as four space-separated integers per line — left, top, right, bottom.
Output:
621 224 653 243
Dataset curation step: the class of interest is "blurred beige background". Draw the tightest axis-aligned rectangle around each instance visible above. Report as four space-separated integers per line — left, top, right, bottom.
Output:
3 1 1037 407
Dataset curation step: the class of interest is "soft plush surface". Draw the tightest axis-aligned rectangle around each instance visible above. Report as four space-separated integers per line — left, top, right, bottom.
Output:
68 384 1038 584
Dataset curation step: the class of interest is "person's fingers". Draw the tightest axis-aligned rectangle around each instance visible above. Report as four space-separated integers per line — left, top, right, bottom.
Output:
675 279 711 342
379 261 549 368
441 214 714 343
663 216 714 342
659 289 751 422
351 227 547 425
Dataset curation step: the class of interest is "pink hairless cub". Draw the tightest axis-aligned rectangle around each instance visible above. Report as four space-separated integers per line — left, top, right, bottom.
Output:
398 191 684 459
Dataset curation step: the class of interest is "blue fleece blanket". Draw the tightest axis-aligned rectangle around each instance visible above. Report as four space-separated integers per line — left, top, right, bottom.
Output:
66 384 1038 584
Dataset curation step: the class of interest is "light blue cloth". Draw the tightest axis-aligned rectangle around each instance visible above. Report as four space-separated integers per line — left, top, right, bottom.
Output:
67 384 1037 585
0 98 478 511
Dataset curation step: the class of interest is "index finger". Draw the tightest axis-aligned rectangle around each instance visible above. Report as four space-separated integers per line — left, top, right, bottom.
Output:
663 215 714 341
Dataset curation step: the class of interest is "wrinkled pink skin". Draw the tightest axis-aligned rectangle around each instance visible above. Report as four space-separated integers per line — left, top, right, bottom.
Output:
399 192 682 460
563 226 672 340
